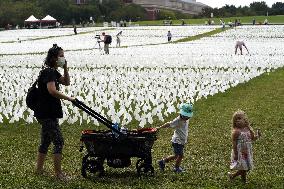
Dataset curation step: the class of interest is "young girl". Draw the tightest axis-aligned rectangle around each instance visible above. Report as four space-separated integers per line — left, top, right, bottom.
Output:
228 110 261 183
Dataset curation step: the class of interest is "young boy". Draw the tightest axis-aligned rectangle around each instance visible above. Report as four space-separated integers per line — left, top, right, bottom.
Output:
156 103 193 173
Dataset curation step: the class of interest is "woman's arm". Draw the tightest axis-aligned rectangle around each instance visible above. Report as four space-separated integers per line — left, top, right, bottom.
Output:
47 81 74 101
58 61 70 86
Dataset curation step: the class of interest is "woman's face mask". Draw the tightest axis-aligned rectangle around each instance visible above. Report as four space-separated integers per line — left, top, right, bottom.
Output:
56 57 65 68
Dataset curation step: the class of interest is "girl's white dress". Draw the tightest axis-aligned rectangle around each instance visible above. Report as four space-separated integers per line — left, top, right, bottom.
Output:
231 130 254 170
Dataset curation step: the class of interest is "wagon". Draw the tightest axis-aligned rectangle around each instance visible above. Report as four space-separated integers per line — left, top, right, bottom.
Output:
73 99 157 177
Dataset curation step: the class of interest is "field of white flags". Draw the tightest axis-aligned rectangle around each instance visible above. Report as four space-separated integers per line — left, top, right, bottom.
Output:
0 25 284 127
0 25 218 54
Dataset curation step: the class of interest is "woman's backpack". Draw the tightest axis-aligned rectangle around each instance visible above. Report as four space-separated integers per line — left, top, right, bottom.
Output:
26 80 39 111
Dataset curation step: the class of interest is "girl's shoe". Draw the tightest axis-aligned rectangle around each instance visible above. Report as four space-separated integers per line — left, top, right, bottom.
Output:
227 172 234 181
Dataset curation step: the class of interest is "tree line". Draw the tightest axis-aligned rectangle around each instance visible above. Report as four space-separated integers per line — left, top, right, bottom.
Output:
0 0 147 28
0 0 283 28
200 1 284 18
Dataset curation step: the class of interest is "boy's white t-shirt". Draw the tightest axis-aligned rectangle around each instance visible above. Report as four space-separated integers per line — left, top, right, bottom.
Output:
169 116 189 145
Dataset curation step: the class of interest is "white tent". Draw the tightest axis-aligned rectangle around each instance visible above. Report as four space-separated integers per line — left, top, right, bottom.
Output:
24 15 40 28
41 15 57 22
24 15 39 22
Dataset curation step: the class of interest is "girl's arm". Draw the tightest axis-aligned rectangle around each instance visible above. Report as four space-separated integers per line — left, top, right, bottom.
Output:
232 130 240 161
248 125 260 141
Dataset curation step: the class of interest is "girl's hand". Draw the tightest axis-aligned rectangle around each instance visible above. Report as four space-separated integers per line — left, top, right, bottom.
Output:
256 129 261 138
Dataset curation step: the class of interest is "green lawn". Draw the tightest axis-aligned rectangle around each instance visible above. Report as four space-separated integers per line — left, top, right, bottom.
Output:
0 64 283 188
136 15 284 26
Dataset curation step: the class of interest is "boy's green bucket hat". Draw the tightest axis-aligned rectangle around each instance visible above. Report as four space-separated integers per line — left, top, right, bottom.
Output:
179 103 193 117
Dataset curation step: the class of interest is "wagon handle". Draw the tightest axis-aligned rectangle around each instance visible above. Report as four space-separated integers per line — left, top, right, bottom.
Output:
74 99 113 126
72 98 122 135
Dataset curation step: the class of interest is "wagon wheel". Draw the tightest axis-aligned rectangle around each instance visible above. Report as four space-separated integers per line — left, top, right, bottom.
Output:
137 160 154 176
82 154 105 178
136 158 144 170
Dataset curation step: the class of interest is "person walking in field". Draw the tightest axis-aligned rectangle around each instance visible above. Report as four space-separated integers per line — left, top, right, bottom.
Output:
116 31 122 47
156 103 193 173
228 110 261 183
34 44 75 181
167 31 172 42
235 41 249 55
73 25 77 35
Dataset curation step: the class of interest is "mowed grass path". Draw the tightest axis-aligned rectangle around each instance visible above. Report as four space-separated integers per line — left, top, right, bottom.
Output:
0 67 283 188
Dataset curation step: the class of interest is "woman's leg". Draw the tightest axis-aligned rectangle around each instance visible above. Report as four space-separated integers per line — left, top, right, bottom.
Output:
35 152 47 173
53 153 63 176
36 119 52 173
50 119 64 177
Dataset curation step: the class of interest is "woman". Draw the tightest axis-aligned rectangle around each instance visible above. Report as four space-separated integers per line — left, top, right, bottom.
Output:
34 44 75 181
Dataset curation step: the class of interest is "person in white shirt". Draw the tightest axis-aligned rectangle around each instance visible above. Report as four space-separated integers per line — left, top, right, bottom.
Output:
157 103 193 173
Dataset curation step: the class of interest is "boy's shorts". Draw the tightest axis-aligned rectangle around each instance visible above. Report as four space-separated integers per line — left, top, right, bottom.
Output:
172 142 184 156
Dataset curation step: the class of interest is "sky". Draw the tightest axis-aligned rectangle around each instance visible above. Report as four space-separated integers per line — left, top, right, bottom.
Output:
197 0 281 8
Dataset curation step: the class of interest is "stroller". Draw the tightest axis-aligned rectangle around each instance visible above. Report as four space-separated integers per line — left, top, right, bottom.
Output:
73 99 157 177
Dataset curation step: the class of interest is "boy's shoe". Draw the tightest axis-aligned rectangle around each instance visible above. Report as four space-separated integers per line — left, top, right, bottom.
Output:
173 167 184 173
158 160 165 171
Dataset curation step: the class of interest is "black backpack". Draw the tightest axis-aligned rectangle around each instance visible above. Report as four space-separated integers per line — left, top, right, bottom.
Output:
26 80 39 111
105 35 112 44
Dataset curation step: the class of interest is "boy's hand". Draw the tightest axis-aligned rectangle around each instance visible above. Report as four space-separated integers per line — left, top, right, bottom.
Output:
256 129 261 138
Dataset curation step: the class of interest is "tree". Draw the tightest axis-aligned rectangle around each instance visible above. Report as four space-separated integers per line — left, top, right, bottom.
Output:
99 0 123 21
110 4 146 21
39 0 70 22
271 2 284 15
201 7 214 18
157 9 176 20
250 1 269 15
0 1 42 27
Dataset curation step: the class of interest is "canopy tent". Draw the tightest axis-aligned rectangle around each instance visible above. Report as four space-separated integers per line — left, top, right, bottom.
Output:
24 15 40 28
41 15 57 23
24 15 39 23
40 15 57 28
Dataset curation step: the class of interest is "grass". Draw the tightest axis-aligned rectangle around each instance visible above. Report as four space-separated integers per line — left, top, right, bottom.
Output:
136 15 284 26
174 28 230 43
0 64 283 188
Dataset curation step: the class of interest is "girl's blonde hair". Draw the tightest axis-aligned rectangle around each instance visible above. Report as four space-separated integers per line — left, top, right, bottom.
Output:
232 110 250 129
